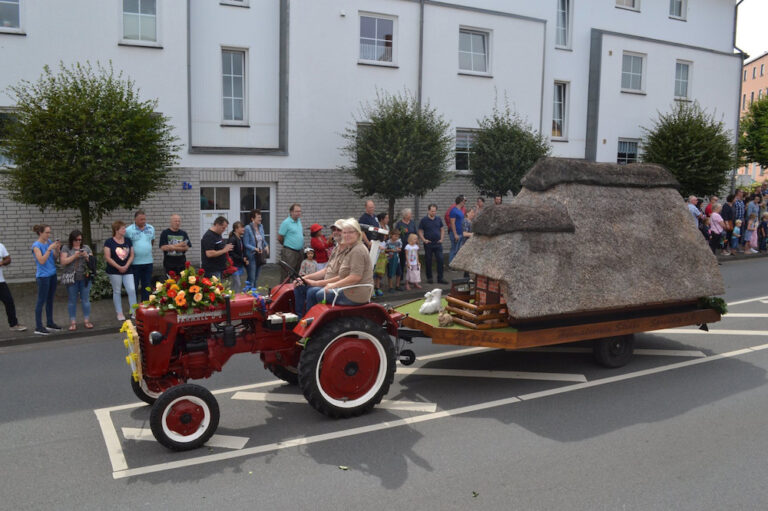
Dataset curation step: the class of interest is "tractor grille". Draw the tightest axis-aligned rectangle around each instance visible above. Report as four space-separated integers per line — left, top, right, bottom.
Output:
134 316 147 370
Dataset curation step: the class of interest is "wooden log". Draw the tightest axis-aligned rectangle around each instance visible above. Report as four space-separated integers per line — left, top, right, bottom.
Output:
445 305 508 322
445 296 506 312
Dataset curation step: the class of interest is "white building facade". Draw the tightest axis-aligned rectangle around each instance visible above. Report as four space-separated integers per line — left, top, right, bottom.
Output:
0 0 743 280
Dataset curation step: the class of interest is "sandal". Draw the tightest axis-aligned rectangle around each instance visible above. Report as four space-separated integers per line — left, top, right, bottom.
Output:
68 323 77 331
84 321 94 329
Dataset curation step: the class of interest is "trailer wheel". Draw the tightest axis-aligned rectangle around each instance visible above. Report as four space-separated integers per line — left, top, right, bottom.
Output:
299 317 395 418
593 334 635 368
266 364 299 385
150 384 220 451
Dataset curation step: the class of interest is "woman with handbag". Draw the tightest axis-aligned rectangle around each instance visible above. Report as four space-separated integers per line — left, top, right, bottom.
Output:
59 230 94 330
227 221 247 293
244 209 269 288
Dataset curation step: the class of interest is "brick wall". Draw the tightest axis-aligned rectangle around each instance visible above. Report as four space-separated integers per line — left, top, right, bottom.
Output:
0 167 503 281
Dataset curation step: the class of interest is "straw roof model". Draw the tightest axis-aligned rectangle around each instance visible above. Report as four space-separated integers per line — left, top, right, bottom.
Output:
451 158 724 320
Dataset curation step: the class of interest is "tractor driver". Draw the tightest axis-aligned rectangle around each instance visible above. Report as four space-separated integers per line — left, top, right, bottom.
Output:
293 218 374 317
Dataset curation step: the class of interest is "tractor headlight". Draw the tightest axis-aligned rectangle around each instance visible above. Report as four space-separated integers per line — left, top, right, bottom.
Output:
149 331 164 346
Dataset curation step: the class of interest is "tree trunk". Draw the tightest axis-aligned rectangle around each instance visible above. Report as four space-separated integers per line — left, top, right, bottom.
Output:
79 204 93 248
388 197 396 227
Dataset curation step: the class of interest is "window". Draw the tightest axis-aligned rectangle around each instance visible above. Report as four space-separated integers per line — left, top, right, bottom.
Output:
762 64 765 77
239 187 271 243
459 29 489 73
674 61 690 99
123 0 156 42
0 109 16 167
744 70 747 82
751 91 754 105
760 90 763 100
552 82 568 139
621 52 645 92
222 49 245 122
743 94 747 110
556 0 570 48
455 130 476 171
0 0 19 29
616 0 638 10
617 139 639 165
359 15 394 63
753 67 757 79
200 187 230 210
669 0 685 19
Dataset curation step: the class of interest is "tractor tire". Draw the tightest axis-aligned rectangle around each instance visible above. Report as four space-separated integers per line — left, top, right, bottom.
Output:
150 384 220 451
593 334 635 368
266 364 299 385
298 317 396 418
131 376 161 405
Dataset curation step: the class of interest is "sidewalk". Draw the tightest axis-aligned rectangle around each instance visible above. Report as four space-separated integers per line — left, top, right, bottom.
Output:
0 263 467 344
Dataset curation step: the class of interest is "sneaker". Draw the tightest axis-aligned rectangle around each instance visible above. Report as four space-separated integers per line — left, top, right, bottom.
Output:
750 249 759 253
34 328 50 336
46 323 63 331
11 324 27 332
437 279 448 284
117 313 126 321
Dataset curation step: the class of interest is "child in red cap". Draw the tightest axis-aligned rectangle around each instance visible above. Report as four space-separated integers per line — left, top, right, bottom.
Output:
309 223 333 270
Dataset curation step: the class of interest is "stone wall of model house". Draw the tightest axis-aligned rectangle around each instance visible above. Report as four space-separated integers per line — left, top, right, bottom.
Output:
0 168 479 281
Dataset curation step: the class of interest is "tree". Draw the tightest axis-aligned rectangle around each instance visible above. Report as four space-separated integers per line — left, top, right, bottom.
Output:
1 62 180 246
469 104 550 197
740 96 768 169
641 101 735 197
341 90 453 222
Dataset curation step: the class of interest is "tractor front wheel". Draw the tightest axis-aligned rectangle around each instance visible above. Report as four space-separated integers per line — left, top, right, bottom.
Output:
298 317 395 418
150 384 220 451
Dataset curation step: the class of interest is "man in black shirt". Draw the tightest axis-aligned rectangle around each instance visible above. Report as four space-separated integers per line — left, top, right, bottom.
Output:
159 214 192 276
358 199 379 249
201 216 233 278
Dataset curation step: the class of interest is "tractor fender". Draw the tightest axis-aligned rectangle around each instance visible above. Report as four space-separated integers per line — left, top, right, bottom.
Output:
293 302 397 340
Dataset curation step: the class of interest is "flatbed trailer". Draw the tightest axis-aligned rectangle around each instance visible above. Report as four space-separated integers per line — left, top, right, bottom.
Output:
394 298 721 367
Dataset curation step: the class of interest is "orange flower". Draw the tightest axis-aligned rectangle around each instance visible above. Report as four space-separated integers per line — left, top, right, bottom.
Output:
167 289 177 299
189 285 201 294
175 294 187 307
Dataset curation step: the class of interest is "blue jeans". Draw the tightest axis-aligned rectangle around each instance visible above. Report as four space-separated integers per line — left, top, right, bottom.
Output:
67 279 92 321
449 232 461 263
294 286 361 317
108 273 137 316
230 267 244 294
35 275 57 330
246 254 264 288
132 263 153 302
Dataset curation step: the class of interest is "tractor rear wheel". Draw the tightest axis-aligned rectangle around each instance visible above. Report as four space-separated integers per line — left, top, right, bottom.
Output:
150 384 220 451
266 364 299 385
298 317 395 418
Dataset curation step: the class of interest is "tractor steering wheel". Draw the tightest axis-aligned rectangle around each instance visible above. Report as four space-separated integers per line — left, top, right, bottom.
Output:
279 260 307 286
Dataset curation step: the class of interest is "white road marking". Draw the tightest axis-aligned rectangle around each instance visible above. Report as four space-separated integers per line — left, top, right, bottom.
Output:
518 347 705 358
94 409 128 472
121 427 249 450
415 347 491 362
652 329 768 336
727 295 768 306
723 313 768 318
232 391 438 413
388 367 587 382
111 341 768 479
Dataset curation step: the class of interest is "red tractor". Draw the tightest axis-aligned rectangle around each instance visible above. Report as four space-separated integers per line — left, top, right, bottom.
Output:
122 261 408 451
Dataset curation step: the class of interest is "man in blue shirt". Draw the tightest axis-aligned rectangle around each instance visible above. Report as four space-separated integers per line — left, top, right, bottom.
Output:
448 195 466 263
277 203 303 280
358 199 379 249
126 210 155 301
418 204 446 284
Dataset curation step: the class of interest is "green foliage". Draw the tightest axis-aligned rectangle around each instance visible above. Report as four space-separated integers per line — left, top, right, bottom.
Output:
341 90 453 221
1 62 180 246
89 253 113 301
740 96 768 169
469 104 551 196
698 296 727 316
641 101 735 197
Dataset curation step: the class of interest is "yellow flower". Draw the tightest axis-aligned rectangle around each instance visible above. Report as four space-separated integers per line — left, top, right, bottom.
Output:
214 288 221 295
188 276 197 285
155 281 163 290
194 292 203 302
171 284 180 291
165 279 175 285
211 276 219 283
149 294 156 302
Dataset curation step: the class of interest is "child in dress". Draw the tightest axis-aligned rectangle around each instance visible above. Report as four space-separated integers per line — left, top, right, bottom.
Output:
385 231 403 292
746 213 759 253
404 233 421 290
731 219 742 253
299 248 318 276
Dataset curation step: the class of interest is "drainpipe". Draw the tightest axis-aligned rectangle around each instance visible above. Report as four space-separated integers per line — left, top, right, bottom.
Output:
414 0 425 219
732 0 746 193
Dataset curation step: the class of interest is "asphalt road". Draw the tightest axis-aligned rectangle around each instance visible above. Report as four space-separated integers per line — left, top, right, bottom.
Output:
2 257 768 510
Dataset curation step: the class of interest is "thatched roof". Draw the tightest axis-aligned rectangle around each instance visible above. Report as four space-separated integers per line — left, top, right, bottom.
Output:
451 158 724 320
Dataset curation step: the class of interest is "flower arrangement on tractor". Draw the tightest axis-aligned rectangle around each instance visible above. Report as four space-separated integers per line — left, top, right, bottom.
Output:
142 262 232 315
